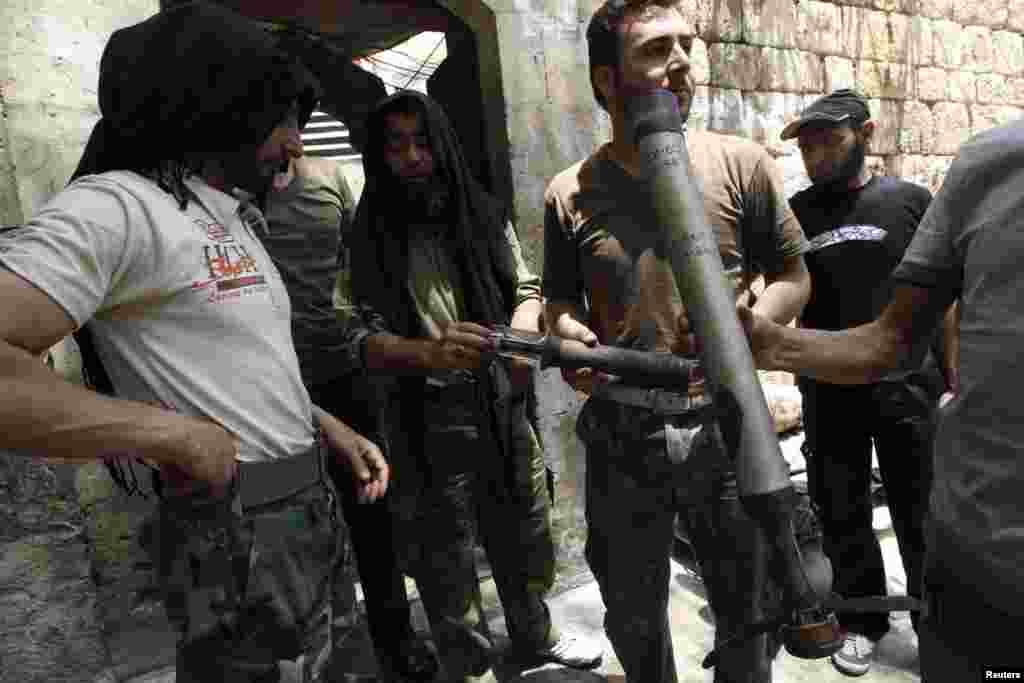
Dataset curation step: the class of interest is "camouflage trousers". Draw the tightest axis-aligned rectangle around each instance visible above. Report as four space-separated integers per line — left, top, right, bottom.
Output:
151 444 356 683
391 388 557 681
578 398 819 683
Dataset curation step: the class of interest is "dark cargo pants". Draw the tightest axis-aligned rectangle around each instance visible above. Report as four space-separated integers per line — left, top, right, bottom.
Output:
799 378 934 638
152 445 355 682
578 397 793 683
309 377 416 663
392 383 557 681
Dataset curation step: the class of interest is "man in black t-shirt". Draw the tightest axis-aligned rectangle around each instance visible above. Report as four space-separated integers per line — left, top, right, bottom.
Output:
783 90 951 677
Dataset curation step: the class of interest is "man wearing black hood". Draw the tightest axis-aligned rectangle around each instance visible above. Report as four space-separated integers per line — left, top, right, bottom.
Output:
256 109 440 682
341 91 603 682
0 3 386 681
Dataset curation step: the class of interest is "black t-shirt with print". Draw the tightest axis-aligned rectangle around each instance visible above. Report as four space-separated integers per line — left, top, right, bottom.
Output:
789 175 932 332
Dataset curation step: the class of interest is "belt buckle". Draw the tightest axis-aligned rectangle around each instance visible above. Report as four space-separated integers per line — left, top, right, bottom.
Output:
239 446 323 510
426 370 477 389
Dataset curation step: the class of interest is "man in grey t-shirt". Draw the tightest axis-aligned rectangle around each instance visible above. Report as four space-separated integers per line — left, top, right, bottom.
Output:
0 5 388 680
742 118 1024 678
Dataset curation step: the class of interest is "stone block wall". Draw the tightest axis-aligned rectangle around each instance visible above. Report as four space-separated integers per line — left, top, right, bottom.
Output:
494 0 1024 244
689 0 1024 196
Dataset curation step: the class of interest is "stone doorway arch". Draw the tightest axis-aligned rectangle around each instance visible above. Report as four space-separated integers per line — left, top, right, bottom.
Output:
170 0 515 217
428 0 514 212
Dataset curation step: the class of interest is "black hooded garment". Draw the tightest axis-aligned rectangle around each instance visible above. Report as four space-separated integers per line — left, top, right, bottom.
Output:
71 1 318 186
352 90 517 335
350 91 537 504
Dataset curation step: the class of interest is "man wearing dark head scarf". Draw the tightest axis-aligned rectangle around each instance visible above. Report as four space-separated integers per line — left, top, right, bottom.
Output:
255 95 440 681
0 3 386 681
338 91 603 682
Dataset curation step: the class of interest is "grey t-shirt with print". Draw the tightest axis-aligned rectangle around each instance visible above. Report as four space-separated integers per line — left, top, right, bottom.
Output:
0 171 314 462
892 117 1024 616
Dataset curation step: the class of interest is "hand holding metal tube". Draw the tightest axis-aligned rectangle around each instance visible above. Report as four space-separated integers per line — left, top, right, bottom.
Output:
623 88 843 663
431 321 497 370
487 325 700 391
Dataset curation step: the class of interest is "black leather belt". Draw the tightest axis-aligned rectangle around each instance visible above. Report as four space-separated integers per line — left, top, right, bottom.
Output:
239 438 326 510
592 382 713 415
423 373 479 403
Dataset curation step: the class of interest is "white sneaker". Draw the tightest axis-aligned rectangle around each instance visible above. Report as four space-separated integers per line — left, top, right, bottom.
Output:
532 632 604 670
830 632 876 677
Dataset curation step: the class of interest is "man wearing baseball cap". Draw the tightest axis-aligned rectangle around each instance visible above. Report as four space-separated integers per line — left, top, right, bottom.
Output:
780 88 873 143
783 89 955 676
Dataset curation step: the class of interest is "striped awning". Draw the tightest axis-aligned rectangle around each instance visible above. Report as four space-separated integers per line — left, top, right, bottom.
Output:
302 111 359 160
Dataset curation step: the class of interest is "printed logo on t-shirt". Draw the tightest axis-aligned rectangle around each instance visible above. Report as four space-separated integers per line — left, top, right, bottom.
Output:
206 222 235 244
192 218 235 244
807 224 887 253
190 219 269 304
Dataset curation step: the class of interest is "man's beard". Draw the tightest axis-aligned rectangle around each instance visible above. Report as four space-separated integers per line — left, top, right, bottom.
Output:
397 174 451 220
812 139 866 191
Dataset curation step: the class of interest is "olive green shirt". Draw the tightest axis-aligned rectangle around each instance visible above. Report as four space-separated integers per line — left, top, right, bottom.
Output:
407 220 539 339
335 219 540 342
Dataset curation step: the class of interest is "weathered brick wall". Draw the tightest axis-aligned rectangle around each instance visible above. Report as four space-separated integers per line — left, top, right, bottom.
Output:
496 0 1024 250
686 0 1024 196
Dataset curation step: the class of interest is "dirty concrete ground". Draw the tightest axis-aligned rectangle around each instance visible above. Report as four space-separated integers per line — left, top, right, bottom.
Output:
319 433 921 683
134 431 921 682
473 533 918 683
315 522 918 683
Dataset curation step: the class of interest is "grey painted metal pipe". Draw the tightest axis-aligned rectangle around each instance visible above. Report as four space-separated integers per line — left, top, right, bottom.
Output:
625 90 841 660
625 90 789 497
